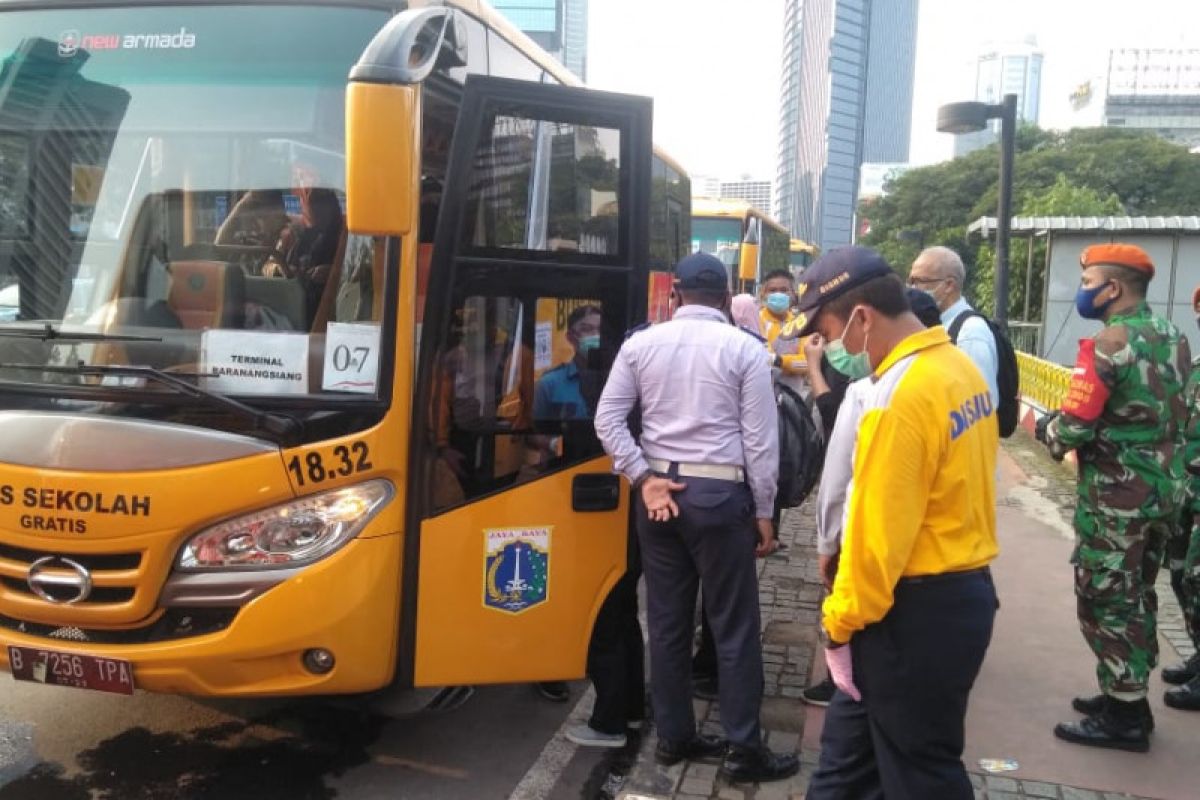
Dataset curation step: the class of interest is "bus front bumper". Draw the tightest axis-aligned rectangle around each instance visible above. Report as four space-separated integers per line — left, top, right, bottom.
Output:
0 535 402 697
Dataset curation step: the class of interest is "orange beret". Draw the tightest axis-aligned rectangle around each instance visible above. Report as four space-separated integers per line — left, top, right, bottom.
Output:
1080 243 1154 279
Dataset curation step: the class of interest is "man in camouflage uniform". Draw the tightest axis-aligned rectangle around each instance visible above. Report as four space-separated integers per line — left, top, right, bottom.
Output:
1035 243 1189 752
1161 285 1200 710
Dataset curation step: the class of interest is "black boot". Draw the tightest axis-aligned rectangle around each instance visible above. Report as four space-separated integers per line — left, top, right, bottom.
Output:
1164 674 1200 711
1162 652 1200 685
719 744 800 783
1071 694 1155 731
1054 697 1151 753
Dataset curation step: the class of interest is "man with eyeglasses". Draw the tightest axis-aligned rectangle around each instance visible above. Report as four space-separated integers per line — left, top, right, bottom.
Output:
907 246 999 409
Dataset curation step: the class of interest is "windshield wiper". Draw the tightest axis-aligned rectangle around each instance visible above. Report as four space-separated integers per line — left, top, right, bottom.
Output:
0 362 298 438
0 322 162 343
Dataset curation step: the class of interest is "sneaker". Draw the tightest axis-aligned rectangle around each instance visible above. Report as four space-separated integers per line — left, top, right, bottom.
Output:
565 723 627 748
719 744 800 783
535 681 570 703
1053 699 1152 753
1164 674 1200 711
1162 652 1200 686
801 676 836 707
1072 694 1154 731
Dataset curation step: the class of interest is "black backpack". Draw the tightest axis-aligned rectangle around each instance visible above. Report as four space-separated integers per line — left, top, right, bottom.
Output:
775 380 825 508
948 310 1020 438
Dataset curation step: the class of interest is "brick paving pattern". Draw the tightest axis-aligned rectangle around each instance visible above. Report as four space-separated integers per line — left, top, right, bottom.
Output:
615 436 1171 800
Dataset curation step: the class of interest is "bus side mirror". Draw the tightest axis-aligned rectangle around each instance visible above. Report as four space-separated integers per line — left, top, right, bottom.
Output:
739 222 760 283
345 82 416 236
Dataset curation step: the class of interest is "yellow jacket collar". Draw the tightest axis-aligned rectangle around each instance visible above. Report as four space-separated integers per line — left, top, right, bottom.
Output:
874 326 950 378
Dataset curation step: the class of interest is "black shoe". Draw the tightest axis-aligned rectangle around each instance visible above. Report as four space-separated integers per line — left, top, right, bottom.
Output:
655 733 727 766
1162 652 1200 686
719 744 800 783
535 681 570 703
1164 675 1200 711
1053 700 1151 753
801 676 836 707
692 676 720 701
1071 694 1154 731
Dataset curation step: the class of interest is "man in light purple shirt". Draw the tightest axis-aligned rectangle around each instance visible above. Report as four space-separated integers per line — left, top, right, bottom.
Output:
595 252 797 784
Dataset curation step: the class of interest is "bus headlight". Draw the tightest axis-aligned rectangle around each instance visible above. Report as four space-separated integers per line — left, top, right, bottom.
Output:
176 480 394 570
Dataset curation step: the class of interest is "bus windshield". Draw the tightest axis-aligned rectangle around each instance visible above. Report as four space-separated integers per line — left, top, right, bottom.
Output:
691 216 742 271
0 5 392 407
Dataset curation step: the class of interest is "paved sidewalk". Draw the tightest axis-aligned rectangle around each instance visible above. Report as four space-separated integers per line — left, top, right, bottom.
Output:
614 433 1191 800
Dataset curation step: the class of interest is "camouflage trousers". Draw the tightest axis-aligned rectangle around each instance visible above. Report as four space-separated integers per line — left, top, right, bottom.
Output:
1167 509 1200 647
1073 507 1170 700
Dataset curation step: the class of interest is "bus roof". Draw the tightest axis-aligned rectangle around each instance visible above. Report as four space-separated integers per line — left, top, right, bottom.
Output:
790 238 818 255
692 197 788 235
0 0 687 170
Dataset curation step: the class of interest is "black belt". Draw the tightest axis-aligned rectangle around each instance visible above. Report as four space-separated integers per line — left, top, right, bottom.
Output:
897 566 991 585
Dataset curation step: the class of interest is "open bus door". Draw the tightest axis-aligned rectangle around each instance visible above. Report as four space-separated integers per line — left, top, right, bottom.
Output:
404 76 653 687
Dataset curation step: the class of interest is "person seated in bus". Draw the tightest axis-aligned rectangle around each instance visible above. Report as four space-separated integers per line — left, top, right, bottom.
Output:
262 186 344 323
214 189 290 249
432 310 534 503
534 304 603 421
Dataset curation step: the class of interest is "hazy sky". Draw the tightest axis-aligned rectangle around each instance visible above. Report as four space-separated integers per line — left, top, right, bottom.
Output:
587 0 1200 182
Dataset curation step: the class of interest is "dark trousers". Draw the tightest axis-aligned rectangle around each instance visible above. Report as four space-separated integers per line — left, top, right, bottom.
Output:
636 476 764 747
587 535 646 735
808 569 997 800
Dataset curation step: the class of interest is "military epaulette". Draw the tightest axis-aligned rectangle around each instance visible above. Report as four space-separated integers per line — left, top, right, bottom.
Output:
624 321 653 341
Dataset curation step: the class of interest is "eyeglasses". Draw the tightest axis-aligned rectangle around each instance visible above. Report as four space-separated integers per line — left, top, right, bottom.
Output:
907 276 947 288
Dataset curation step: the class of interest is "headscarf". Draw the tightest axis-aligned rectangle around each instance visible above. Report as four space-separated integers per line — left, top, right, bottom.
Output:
730 294 761 334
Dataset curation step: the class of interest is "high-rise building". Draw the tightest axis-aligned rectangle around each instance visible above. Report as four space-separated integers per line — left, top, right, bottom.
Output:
719 178 773 212
954 39 1044 157
1103 49 1200 149
491 0 588 81
775 0 919 250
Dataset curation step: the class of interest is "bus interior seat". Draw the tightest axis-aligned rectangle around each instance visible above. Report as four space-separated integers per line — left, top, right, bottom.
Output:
167 260 245 329
244 276 307 330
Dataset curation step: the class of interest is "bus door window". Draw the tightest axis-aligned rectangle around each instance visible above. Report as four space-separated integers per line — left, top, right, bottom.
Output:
429 291 621 512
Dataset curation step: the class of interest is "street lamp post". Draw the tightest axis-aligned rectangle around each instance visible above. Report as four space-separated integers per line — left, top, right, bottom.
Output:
937 93 1018 325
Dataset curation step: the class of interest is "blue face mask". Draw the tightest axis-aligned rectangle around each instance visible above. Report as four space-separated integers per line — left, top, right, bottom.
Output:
1075 281 1116 320
825 309 872 380
765 292 791 315
577 334 600 354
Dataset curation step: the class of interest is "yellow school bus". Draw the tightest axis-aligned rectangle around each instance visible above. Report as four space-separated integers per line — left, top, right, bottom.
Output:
789 238 818 272
691 197 790 293
0 0 690 699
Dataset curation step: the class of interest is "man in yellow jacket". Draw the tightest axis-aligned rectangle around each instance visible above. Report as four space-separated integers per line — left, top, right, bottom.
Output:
758 268 807 392
795 246 999 800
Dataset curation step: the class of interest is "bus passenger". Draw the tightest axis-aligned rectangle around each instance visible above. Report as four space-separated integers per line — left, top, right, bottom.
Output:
595 252 799 783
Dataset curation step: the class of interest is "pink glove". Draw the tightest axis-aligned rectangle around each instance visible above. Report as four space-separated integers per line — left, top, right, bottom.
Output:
824 644 861 701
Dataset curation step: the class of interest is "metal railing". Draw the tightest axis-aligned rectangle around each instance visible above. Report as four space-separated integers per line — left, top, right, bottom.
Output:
1006 321 1043 356
1016 351 1071 412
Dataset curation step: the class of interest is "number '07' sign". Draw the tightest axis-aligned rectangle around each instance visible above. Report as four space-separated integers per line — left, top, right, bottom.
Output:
322 323 381 394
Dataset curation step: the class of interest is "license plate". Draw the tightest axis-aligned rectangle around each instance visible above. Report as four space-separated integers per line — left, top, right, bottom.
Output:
7 645 134 695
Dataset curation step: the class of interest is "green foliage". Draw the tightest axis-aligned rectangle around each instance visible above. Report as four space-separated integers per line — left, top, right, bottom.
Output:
859 127 1200 320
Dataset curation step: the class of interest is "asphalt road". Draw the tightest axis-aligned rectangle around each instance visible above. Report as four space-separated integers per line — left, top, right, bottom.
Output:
0 677 630 799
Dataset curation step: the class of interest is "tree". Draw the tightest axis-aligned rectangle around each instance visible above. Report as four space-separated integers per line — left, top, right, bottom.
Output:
859 127 1200 318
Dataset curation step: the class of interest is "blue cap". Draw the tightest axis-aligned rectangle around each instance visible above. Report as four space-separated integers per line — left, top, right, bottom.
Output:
674 252 729 290
795 246 894 335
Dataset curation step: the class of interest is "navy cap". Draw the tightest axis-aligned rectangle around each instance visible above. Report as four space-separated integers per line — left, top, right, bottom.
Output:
795 246 894 335
674 252 730 290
